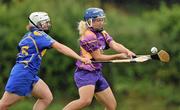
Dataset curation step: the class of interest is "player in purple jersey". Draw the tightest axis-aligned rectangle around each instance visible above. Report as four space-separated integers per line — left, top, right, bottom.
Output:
0 12 91 110
63 8 136 110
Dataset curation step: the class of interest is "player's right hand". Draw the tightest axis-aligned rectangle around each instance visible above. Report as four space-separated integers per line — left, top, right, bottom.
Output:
80 57 91 64
116 53 129 59
127 51 136 58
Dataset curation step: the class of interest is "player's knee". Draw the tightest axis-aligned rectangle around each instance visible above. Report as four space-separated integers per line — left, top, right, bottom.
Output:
0 100 10 110
46 94 53 104
108 104 117 110
43 93 53 105
79 98 92 107
106 100 117 110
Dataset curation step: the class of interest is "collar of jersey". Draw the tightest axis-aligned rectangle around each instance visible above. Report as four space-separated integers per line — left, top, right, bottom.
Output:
89 27 103 33
29 26 40 32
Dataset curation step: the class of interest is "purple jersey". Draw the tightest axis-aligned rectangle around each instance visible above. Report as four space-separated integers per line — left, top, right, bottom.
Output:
76 28 113 71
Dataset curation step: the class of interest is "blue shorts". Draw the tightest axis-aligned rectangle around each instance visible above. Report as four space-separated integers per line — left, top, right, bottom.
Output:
74 68 109 92
5 64 39 96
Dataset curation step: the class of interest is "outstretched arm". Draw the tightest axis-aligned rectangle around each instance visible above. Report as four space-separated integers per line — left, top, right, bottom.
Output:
109 40 136 58
52 41 91 63
91 49 128 61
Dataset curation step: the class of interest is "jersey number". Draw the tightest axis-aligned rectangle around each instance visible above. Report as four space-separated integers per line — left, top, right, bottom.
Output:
21 46 29 56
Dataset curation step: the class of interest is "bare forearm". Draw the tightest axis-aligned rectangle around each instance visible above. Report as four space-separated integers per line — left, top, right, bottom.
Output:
52 42 81 60
93 54 118 61
115 43 129 53
109 41 136 57
92 52 128 61
109 41 129 53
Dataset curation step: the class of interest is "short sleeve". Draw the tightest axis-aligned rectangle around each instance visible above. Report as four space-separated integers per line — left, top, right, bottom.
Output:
102 31 113 44
105 34 113 44
42 34 55 48
80 34 100 53
34 31 55 49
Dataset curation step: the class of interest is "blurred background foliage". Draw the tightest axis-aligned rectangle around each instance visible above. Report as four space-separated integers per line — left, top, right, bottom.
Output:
0 0 180 110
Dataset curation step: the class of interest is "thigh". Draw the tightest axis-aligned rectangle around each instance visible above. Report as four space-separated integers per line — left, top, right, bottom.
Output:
95 72 109 92
95 87 116 106
74 69 98 88
31 79 52 99
0 91 23 106
79 85 95 100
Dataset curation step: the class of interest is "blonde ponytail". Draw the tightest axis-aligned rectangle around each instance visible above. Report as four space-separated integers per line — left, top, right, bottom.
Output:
78 20 88 36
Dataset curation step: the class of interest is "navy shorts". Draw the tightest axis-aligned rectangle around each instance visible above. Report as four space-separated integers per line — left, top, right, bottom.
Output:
74 68 109 92
5 64 39 96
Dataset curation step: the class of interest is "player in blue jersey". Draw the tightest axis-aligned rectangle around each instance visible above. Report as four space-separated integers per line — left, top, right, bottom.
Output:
0 12 91 110
63 8 135 110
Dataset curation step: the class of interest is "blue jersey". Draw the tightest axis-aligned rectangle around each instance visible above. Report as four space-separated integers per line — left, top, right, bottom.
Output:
16 27 55 74
5 27 55 96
